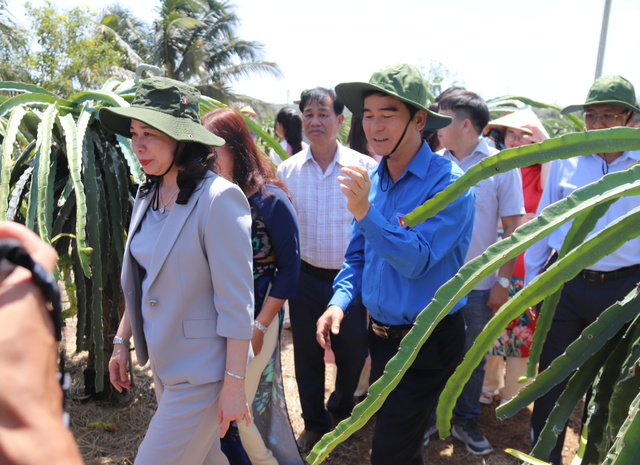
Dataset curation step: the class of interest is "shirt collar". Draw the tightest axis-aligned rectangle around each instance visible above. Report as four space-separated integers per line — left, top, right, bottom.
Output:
590 149 640 165
619 150 640 162
303 142 348 167
442 137 495 165
474 137 495 157
376 141 432 182
334 143 355 167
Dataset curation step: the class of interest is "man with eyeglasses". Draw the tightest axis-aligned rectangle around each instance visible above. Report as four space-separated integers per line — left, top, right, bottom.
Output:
631 100 640 128
525 75 640 465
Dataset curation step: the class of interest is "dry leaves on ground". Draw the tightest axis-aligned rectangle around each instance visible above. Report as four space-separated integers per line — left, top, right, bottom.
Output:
65 318 581 464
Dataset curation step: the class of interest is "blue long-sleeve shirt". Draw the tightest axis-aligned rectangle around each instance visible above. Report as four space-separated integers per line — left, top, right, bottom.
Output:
248 184 300 300
329 142 476 326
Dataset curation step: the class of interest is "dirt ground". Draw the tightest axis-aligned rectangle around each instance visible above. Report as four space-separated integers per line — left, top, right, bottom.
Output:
66 319 581 464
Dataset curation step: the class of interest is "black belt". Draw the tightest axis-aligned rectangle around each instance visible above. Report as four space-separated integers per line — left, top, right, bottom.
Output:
579 265 640 282
300 260 340 281
370 313 454 340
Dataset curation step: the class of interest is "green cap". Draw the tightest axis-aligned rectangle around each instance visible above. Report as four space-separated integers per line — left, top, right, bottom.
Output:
335 63 451 130
99 77 225 146
561 75 639 115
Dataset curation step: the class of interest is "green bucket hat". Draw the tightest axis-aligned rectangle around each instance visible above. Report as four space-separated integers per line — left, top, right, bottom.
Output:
561 75 640 115
335 63 452 130
99 76 225 146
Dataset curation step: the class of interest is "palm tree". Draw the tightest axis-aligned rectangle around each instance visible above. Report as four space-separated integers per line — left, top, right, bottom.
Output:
98 3 153 74
153 0 282 102
0 0 28 81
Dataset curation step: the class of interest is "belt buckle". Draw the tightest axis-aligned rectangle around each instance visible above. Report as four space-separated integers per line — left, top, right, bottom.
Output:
371 323 389 339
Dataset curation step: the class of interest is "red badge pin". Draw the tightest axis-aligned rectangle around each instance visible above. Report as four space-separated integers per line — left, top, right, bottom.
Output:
181 97 188 104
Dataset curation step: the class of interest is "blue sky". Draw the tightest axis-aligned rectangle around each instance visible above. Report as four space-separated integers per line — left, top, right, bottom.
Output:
11 0 640 107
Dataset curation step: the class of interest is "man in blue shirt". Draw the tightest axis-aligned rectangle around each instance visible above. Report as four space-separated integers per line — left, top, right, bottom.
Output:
316 63 476 465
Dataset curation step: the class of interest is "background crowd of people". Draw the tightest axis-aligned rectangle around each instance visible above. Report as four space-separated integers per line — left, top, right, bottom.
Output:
0 67 639 465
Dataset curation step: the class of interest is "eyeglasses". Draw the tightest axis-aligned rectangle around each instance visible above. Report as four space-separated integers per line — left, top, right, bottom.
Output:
584 112 628 125
504 131 528 143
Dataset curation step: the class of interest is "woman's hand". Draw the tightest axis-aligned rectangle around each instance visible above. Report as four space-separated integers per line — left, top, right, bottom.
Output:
525 306 538 321
109 343 131 392
218 376 252 437
521 124 549 145
251 327 264 356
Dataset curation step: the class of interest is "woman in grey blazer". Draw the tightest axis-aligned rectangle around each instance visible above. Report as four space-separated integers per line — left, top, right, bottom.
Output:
100 77 255 465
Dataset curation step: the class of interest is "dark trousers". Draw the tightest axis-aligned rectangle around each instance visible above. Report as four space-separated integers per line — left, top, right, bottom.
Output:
289 268 368 433
453 289 493 422
531 269 640 464
369 311 466 465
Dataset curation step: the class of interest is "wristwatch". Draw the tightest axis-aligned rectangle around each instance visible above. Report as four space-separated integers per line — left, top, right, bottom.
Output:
113 336 131 347
497 277 510 289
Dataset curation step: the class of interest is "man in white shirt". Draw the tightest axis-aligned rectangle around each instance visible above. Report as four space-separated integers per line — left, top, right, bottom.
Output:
436 90 524 455
277 87 378 451
525 75 640 465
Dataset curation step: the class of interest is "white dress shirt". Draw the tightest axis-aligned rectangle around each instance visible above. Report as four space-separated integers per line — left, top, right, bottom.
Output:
277 143 378 270
441 138 525 290
525 150 640 285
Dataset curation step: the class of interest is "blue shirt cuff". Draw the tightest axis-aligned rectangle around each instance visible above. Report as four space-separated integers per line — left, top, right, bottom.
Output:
355 205 387 240
328 292 351 313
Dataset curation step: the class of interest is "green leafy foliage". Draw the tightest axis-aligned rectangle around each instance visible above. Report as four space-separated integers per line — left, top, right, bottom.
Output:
0 78 139 394
20 1 124 96
0 74 284 394
0 1 28 82
487 95 585 135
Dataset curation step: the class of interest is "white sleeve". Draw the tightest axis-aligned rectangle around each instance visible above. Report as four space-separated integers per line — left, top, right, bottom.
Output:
524 160 561 285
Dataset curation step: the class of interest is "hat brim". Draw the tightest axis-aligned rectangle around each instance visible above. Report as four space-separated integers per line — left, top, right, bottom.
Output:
561 100 640 116
483 108 550 136
485 121 533 134
98 106 225 146
335 82 452 130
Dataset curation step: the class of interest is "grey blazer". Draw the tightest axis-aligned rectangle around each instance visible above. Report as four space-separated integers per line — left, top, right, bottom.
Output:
121 171 254 386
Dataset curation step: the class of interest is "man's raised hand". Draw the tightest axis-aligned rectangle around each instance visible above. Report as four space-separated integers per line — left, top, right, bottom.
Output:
338 165 372 221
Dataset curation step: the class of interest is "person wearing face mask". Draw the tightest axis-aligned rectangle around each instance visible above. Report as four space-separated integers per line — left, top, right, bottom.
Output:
525 75 640 465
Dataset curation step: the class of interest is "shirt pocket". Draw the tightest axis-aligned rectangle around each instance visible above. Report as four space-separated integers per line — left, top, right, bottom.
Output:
183 318 217 338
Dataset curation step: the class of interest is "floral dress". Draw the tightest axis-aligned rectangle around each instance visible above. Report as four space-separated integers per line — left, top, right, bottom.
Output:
488 164 542 358
488 276 537 357
222 186 303 465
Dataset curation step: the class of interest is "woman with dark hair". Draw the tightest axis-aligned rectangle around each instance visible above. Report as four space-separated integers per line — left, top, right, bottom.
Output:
269 107 307 166
345 115 381 162
101 77 254 465
202 108 303 465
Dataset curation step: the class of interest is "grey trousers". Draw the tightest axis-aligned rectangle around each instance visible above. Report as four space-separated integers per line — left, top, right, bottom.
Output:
136 373 228 465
